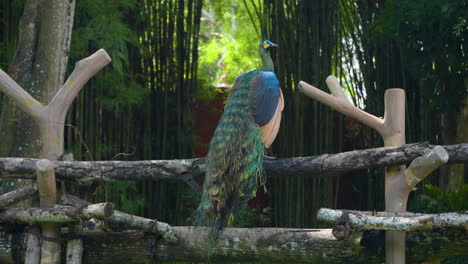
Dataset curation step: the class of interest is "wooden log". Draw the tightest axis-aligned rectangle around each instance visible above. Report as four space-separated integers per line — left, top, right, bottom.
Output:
36 159 60 264
317 208 468 234
0 203 114 223
405 146 449 187
25 227 41 264
0 49 111 159
381 88 407 263
299 77 422 263
41 49 111 159
66 239 83 264
0 227 466 263
0 143 466 182
0 184 37 208
59 193 91 207
103 210 176 243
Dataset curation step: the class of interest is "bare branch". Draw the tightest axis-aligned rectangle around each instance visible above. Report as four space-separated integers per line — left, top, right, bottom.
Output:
96 210 176 243
0 69 45 122
405 146 449 187
48 49 111 116
325 75 351 103
0 184 37 208
299 78 385 134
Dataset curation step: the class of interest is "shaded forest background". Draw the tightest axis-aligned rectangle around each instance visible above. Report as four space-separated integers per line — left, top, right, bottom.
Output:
0 0 466 230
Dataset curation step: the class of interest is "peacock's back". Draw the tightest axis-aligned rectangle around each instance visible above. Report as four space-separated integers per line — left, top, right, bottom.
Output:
195 39 283 242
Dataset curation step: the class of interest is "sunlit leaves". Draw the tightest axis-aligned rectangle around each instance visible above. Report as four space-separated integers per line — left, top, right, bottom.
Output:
197 0 262 100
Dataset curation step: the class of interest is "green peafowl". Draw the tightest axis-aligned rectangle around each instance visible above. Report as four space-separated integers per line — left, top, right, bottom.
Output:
195 38 284 242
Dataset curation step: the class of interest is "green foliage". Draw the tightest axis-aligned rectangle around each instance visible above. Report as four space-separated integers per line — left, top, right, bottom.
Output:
197 0 262 100
70 0 147 112
229 206 273 227
96 181 145 215
374 0 468 110
409 184 468 213
424 184 468 212
442 256 468 264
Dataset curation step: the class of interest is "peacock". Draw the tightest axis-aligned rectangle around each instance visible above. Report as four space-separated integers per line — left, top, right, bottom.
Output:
195 38 284 242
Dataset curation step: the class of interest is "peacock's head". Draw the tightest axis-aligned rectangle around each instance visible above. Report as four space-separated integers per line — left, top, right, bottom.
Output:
259 39 277 51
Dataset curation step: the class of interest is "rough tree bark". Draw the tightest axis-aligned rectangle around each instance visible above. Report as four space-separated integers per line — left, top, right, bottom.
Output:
0 143 466 184
0 203 114 223
0 1 76 263
0 184 37 208
0 0 75 167
317 208 468 232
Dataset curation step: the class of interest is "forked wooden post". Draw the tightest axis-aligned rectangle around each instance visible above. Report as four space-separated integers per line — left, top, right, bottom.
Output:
299 76 448 263
0 49 111 264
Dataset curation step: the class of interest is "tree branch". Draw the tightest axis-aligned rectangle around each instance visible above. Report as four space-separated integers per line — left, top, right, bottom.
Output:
298 78 385 135
0 184 37 208
0 143 466 182
317 208 468 232
0 69 45 122
405 146 449 187
0 203 113 223
48 49 111 117
82 210 176 243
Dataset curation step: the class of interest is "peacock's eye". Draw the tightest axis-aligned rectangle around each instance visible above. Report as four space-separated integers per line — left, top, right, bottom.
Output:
262 42 269 49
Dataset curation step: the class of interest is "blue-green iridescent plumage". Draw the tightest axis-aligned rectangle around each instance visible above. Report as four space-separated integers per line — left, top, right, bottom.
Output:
195 39 279 242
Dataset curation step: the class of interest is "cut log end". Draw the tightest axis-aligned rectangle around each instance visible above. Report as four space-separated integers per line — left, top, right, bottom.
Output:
95 49 112 63
35 159 55 172
432 145 449 163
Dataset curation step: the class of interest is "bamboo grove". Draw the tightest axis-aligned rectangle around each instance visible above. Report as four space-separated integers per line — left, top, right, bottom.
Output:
0 0 466 229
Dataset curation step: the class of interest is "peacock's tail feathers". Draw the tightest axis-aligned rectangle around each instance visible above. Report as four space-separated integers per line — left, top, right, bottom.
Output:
195 70 266 242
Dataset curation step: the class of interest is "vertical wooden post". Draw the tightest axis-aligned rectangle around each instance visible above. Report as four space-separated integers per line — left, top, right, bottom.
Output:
66 223 83 264
299 78 414 263
66 236 83 264
25 226 41 264
36 159 60 264
381 89 406 264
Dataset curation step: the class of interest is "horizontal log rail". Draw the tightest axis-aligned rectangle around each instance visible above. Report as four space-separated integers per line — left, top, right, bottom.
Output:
317 208 468 239
0 142 466 184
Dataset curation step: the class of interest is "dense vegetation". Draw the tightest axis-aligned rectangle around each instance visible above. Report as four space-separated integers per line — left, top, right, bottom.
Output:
0 0 466 231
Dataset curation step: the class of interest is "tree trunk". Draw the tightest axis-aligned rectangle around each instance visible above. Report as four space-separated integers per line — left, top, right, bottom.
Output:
0 0 75 191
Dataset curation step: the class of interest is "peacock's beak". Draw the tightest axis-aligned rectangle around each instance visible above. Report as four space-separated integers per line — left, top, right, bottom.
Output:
270 42 278 47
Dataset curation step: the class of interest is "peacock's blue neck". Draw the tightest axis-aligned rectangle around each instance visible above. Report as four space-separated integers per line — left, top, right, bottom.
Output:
260 49 274 72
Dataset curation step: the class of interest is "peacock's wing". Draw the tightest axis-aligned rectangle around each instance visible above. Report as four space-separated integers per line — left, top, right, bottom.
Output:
248 71 283 148
196 70 265 239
